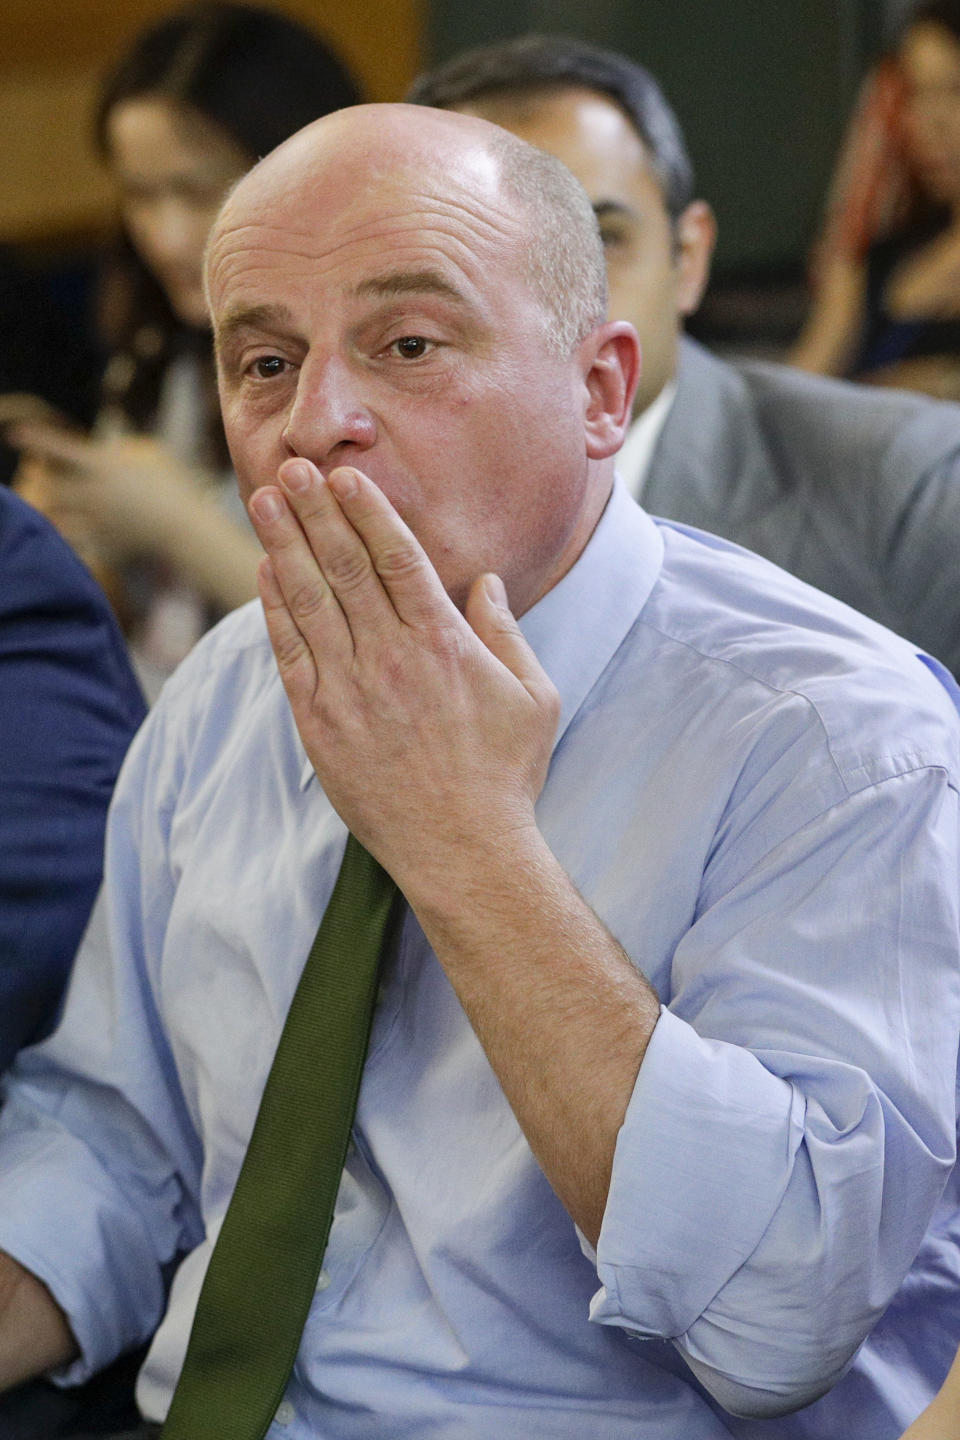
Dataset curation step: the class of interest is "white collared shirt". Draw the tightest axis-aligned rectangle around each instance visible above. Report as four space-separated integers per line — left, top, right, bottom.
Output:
1 484 959 1436
612 379 677 503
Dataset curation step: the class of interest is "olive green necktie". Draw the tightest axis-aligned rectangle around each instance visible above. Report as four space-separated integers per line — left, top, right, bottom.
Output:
161 833 403 1440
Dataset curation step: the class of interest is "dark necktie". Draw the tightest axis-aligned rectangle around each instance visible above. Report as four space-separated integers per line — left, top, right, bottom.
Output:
161 833 403 1440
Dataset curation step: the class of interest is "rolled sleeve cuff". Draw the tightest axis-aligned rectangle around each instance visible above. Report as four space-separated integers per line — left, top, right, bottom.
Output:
590 1007 805 1338
0 1126 167 1384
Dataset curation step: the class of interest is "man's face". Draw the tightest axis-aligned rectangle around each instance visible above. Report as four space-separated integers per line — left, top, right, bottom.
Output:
453 87 710 414
207 122 609 615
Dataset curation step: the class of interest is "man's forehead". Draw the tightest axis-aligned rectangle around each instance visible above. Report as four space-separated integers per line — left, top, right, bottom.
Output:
207 163 527 313
218 118 509 235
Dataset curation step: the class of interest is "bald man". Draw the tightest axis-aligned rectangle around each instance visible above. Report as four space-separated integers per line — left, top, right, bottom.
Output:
0 104 957 1440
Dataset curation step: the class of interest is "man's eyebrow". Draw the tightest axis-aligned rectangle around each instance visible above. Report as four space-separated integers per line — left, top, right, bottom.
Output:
214 302 298 354
353 269 470 305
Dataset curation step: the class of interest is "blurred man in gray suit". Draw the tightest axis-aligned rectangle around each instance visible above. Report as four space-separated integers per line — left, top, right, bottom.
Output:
409 35 960 677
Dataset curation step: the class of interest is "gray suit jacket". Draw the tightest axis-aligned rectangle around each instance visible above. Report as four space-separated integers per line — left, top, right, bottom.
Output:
644 337 960 675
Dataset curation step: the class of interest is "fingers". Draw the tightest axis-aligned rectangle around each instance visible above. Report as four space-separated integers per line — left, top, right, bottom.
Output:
15 461 91 525
466 573 561 723
256 553 320 703
250 459 454 650
323 465 455 629
6 421 92 470
0 394 70 430
279 460 380 638
248 476 353 669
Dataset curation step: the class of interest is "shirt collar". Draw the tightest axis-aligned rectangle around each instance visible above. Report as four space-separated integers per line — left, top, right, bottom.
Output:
299 479 664 787
613 380 677 504
519 478 663 746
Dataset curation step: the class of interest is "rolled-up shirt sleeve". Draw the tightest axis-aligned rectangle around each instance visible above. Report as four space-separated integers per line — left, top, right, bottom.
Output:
590 766 960 1419
0 691 206 1383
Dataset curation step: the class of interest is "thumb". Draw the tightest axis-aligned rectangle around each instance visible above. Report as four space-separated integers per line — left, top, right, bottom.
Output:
466 573 559 713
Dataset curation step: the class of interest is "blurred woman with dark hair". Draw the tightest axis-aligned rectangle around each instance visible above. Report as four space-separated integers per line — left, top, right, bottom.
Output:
791 0 960 401
8 2 360 699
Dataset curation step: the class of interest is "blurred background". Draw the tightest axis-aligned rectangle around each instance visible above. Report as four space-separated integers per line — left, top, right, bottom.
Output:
0 0 920 373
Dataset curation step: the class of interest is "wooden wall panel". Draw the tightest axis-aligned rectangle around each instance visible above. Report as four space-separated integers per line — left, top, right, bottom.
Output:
0 0 423 245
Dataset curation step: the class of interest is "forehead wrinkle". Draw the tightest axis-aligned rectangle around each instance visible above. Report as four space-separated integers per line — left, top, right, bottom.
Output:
219 168 525 262
207 220 320 273
210 221 523 311
409 184 521 240
207 175 535 321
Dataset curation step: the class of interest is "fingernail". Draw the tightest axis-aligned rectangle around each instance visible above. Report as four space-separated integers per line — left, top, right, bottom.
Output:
282 461 313 493
329 467 358 499
250 489 285 522
484 573 508 606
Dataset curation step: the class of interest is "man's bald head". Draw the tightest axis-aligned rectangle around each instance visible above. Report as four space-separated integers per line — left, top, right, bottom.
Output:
482 122 608 353
209 103 606 358
205 101 640 617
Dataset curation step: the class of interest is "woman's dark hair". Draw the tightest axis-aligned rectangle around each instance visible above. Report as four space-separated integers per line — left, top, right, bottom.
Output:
95 1 361 449
905 0 960 43
94 1 359 166
878 1 960 241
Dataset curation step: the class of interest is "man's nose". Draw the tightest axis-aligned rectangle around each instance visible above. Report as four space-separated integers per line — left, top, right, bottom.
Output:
281 354 376 465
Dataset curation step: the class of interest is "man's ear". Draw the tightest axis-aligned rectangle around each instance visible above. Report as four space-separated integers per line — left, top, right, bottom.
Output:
675 200 716 318
581 321 642 460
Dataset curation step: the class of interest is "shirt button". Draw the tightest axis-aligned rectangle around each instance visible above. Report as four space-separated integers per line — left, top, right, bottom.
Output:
315 1269 332 1291
274 1399 296 1426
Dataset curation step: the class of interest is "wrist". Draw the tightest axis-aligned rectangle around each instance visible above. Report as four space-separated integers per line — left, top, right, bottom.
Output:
393 816 552 938
0 1253 77 1391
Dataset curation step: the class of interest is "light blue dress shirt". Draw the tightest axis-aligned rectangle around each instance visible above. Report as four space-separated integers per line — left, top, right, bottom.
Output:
0 481 959 1438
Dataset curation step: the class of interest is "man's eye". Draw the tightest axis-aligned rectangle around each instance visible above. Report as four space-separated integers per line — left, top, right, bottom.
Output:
250 356 286 379
390 336 432 359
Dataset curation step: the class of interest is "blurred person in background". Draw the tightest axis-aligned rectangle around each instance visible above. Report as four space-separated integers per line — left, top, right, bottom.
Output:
792 0 960 400
4 1 360 701
0 485 146 1439
0 250 103 487
0 485 145 1076
409 33 960 679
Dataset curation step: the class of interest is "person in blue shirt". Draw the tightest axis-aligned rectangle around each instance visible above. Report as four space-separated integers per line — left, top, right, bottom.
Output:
0 486 145 1074
0 105 957 1439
